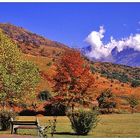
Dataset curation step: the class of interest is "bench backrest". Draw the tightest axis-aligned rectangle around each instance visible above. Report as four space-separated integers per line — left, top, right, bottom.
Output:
11 121 38 125
10 118 38 125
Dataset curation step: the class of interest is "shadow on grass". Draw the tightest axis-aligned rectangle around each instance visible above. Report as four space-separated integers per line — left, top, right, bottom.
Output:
54 132 76 135
53 132 87 136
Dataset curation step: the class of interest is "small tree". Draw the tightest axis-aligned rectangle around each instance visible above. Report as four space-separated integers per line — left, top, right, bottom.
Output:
52 49 95 111
49 50 98 134
126 95 139 113
97 89 117 114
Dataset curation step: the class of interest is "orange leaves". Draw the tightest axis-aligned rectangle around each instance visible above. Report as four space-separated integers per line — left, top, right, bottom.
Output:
51 49 95 107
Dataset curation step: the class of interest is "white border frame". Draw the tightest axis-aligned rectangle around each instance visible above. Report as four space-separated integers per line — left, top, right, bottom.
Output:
0 0 139 2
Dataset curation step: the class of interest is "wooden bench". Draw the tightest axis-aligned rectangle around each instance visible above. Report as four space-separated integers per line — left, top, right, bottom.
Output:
10 118 42 137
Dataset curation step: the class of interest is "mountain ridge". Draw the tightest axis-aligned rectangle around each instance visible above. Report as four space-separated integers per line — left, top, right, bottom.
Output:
82 45 140 67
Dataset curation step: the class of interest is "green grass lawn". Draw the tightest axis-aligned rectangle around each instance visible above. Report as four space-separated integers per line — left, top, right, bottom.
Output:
0 113 140 138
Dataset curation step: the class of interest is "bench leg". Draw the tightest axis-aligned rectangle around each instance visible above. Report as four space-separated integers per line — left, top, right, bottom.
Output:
11 125 13 134
38 129 42 137
37 129 39 137
14 128 17 134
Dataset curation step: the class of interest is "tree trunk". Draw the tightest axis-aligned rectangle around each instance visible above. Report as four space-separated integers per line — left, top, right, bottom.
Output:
2 101 6 110
71 104 74 113
131 107 134 114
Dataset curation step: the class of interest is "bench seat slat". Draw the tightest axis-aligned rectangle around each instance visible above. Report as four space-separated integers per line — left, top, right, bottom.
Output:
11 121 37 125
13 123 37 125
12 121 37 123
14 125 38 129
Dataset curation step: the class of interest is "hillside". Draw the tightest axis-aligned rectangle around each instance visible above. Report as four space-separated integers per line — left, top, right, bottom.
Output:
22 54 140 113
0 23 140 112
0 23 69 58
90 61 140 85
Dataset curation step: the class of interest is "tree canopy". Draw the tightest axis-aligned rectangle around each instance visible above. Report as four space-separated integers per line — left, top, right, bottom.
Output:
0 30 40 108
51 49 95 109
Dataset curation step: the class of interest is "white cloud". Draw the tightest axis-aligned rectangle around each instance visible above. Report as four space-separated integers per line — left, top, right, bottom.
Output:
85 26 110 59
85 26 140 60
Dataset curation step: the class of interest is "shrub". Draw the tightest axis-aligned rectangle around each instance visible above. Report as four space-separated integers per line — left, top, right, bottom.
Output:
126 95 139 113
100 71 129 83
44 103 67 116
67 109 98 135
0 110 17 130
39 118 57 137
19 103 28 109
19 109 37 116
131 80 140 87
38 90 52 101
90 65 96 74
97 89 117 114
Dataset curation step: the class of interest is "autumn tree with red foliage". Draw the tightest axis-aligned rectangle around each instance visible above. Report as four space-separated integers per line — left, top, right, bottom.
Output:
51 49 95 110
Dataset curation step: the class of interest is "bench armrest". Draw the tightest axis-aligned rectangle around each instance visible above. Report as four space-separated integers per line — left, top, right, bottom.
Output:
10 117 14 122
36 118 41 127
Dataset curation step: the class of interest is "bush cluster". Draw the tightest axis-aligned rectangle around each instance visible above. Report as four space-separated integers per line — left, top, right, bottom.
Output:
67 109 98 135
44 103 67 116
19 109 37 116
131 80 140 87
0 110 17 130
19 110 47 116
101 71 129 83
38 90 52 101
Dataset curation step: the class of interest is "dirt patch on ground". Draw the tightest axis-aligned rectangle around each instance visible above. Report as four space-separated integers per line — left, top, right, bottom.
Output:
0 134 38 138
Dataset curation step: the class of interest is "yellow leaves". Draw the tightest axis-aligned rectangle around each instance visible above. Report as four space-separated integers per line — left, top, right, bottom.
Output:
0 30 40 107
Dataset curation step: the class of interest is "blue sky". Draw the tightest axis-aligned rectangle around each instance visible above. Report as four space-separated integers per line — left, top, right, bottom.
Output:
0 3 140 47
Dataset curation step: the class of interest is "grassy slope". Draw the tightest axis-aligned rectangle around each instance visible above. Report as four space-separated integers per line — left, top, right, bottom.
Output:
91 61 140 84
23 54 140 112
24 54 55 93
1 114 140 138
24 54 140 96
